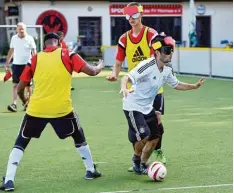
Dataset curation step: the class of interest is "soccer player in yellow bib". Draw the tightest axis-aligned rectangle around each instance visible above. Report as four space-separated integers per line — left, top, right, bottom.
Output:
106 2 166 170
0 33 104 191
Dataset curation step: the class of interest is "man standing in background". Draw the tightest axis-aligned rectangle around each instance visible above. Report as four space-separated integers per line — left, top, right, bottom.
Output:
5 22 36 112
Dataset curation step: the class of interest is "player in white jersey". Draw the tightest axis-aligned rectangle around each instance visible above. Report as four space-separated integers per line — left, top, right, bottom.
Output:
120 35 205 174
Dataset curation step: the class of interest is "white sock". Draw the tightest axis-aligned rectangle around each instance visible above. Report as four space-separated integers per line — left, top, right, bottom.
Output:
76 145 95 172
5 148 24 182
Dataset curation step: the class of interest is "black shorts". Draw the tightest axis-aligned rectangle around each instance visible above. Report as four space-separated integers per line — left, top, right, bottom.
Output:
12 64 31 86
153 93 164 115
18 111 86 143
123 110 162 143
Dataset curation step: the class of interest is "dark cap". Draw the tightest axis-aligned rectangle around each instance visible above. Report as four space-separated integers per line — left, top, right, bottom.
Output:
44 32 60 43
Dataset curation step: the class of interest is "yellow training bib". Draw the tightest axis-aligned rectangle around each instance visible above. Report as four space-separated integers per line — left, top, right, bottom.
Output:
27 48 73 118
125 27 163 94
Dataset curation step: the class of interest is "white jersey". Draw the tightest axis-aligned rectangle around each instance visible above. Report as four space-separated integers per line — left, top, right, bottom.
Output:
10 34 36 65
123 57 179 115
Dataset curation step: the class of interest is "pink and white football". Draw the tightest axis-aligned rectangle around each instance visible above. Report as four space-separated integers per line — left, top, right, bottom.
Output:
148 162 167 181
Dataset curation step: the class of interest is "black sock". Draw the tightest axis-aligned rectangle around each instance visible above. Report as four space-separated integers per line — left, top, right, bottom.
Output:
155 123 164 150
132 154 141 164
155 137 162 150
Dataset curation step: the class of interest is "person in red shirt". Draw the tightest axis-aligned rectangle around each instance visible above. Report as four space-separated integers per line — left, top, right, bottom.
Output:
0 33 104 191
57 31 68 49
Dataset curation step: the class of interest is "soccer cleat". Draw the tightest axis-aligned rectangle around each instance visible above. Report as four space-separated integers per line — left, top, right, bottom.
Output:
154 149 167 164
132 162 142 175
0 177 14 192
0 177 4 191
128 163 149 173
140 163 148 175
85 165 102 180
127 166 133 172
131 155 142 175
7 104 17 112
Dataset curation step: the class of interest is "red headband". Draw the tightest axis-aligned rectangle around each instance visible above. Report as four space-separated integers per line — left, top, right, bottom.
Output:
164 36 175 47
152 36 175 50
123 5 143 16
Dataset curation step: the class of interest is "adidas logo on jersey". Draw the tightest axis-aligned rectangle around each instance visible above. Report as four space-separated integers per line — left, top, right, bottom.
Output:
132 46 147 63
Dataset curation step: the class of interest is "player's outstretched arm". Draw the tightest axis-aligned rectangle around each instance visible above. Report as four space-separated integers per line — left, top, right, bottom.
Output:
120 75 134 98
106 60 123 81
80 59 104 76
175 78 205 90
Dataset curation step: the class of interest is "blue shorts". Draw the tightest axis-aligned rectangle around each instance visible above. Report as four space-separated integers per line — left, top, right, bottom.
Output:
12 64 32 86
123 110 162 143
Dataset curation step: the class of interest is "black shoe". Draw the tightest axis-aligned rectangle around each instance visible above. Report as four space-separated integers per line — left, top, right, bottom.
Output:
132 155 141 175
0 177 4 191
0 177 14 192
133 162 142 175
71 87 75 91
140 163 148 175
85 165 102 180
7 104 17 112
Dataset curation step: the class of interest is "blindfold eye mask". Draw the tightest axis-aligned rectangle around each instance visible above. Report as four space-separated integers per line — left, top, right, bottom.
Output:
125 12 141 20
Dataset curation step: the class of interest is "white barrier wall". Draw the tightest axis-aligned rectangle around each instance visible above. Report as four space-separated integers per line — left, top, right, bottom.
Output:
179 49 210 75
171 49 179 73
103 47 233 78
103 47 126 69
211 50 233 78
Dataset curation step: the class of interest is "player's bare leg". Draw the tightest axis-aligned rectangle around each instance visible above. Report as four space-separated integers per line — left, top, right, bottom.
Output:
141 138 159 174
134 138 148 156
141 138 159 163
25 86 32 98
23 86 32 110
7 84 18 112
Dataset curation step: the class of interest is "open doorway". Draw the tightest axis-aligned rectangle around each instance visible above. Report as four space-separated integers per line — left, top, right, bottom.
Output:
77 17 102 58
196 16 211 47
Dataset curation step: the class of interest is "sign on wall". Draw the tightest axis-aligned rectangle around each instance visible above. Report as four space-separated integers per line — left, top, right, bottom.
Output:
197 4 206 15
7 6 19 16
36 10 68 36
109 4 183 16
